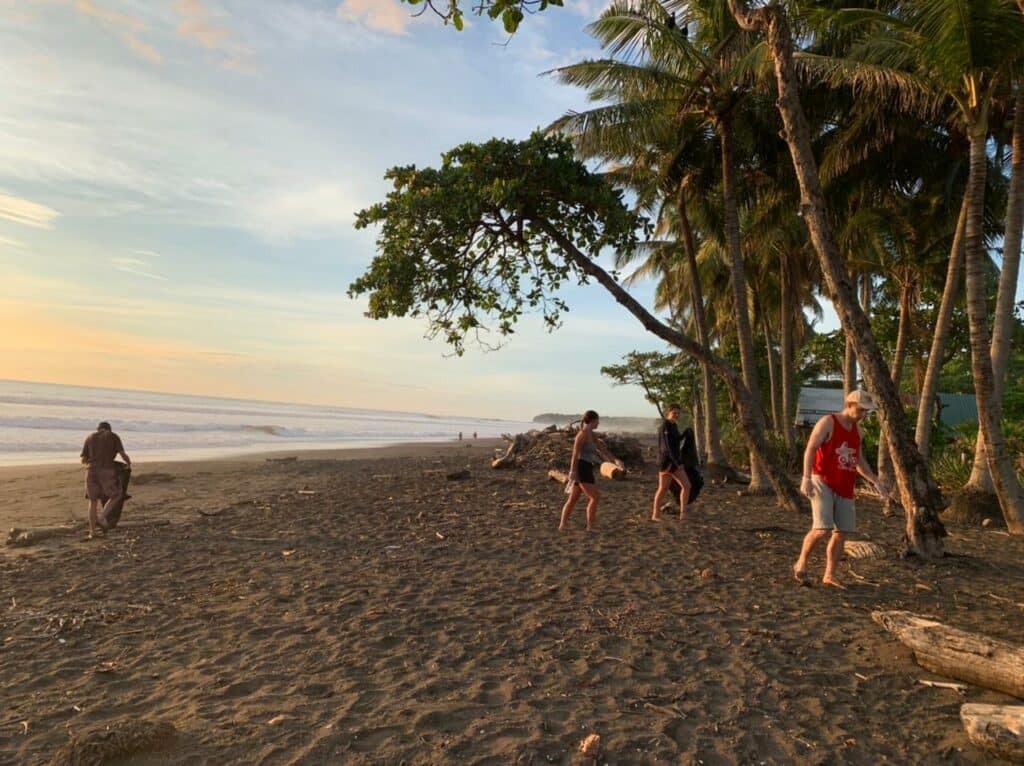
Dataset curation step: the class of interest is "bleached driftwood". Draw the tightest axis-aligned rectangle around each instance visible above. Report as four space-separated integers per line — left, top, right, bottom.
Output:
6 525 81 547
548 469 569 484
873 611 1024 699
599 462 625 480
845 540 884 559
960 704 1024 763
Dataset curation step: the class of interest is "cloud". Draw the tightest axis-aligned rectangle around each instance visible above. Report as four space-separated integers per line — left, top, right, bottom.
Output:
0 235 25 248
248 181 362 240
71 0 162 63
568 0 611 20
0 192 59 229
336 0 410 36
110 255 165 280
173 0 252 71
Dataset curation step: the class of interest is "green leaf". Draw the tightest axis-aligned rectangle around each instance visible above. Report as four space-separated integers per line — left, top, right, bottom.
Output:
502 7 524 34
452 10 464 31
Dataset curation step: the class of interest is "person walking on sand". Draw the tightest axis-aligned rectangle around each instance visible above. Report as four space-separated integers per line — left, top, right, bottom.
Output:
793 390 889 588
652 404 692 521
81 421 131 538
558 410 624 532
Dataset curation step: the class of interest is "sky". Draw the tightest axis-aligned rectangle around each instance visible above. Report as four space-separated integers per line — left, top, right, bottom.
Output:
0 0 696 420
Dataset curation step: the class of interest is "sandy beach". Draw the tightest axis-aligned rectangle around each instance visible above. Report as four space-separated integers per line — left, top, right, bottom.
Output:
2 440 1023 765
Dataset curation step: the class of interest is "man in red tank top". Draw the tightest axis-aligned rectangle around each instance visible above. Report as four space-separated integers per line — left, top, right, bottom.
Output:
793 390 890 588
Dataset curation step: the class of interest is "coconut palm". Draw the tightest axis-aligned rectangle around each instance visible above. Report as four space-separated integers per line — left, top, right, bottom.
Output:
551 0 784 492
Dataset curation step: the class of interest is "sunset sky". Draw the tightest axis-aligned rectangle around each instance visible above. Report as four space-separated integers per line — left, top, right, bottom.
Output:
0 0 692 419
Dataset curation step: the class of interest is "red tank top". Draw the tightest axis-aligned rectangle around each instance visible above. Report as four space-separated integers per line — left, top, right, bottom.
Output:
813 414 861 499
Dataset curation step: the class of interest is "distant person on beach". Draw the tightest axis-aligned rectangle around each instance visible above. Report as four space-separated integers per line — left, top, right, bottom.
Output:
652 404 692 521
558 410 625 532
80 421 131 538
473 431 477 439
794 390 890 588
458 432 463 441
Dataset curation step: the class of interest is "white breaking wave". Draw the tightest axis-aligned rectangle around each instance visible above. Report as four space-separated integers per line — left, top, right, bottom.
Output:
0 380 532 465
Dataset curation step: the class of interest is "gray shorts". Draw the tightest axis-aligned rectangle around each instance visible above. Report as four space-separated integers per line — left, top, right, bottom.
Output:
810 476 855 532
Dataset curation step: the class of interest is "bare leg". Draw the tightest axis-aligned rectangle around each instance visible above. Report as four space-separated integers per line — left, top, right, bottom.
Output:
652 473 671 520
579 483 600 531
559 485 583 531
794 528 828 584
823 531 846 588
676 469 692 519
88 499 100 538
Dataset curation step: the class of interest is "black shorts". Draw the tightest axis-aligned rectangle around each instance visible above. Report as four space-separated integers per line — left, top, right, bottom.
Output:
574 459 596 485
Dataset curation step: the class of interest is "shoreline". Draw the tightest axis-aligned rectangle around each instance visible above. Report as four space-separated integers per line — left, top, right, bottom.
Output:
0 438 505 533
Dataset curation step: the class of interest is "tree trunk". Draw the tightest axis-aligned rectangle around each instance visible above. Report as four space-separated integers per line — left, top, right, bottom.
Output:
719 115 772 493
692 372 706 463
965 87 1024 512
960 704 1024 763
873 610 1024 699
764 315 782 432
843 267 858 392
677 184 731 473
779 256 798 465
541 221 805 514
877 273 913 496
727 0 947 556
962 125 1024 533
915 197 968 460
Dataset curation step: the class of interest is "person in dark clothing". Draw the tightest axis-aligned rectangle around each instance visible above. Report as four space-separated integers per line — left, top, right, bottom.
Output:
652 404 692 521
80 421 131 538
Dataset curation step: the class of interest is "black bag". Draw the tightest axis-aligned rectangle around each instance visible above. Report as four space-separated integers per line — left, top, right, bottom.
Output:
100 462 132 529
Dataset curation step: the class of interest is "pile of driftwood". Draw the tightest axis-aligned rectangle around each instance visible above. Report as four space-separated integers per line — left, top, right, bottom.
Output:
490 425 643 474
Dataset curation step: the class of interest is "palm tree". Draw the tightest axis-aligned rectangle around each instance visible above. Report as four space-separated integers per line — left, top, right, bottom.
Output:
725 0 950 556
552 0 781 492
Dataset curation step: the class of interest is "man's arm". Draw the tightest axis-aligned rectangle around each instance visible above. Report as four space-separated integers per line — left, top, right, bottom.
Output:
800 416 831 497
115 435 131 465
595 438 624 468
857 434 888 497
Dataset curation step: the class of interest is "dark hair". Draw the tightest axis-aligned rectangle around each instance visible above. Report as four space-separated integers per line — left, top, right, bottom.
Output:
581 410 599 424
97 421 112 431
666 403 682 413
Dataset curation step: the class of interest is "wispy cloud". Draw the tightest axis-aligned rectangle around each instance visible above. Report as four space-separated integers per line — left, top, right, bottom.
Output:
336 0 410 36
0 235 25 248
70 0 162 64
110 255 165 280
173 0 252 71
568 0 612 20
0 192 59 229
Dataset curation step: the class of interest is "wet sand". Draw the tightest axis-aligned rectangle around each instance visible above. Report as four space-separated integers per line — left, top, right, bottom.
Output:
1 442 1022 764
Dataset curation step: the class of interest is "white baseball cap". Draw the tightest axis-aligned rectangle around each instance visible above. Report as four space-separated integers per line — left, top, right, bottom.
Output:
845 389 876 410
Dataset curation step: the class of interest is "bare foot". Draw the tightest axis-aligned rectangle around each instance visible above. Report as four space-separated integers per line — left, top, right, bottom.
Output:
558 525 568 532
678 512 688 520
650 514 662 522
585 525 593 532
822 578 846 590
793 567 812 587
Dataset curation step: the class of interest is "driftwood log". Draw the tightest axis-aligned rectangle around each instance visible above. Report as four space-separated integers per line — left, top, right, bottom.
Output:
6 524 81 547
960 704 1024 763
548 469 569 484
873 611 1024 699
599 462 625 480
492 433 529 469
6 520 172 548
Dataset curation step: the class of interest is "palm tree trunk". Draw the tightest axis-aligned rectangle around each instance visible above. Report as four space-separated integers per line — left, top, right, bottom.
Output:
763 315 782 432
843 297 857 392
878 273 913 498
780 256 798 464
677 184 732 475
963 121 1024 534
964 86 1024 510
915 197 968 459
719 114 772 492
727 0 947 556
692 371 706 462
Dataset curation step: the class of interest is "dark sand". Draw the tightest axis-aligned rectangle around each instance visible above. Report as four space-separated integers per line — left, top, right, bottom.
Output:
1 440 1022 764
